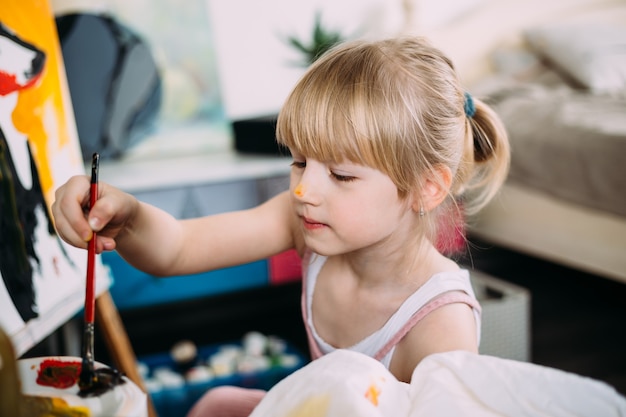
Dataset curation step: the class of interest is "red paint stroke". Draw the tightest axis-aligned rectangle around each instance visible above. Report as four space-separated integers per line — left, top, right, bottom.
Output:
0 69 41 96
36 359 82 389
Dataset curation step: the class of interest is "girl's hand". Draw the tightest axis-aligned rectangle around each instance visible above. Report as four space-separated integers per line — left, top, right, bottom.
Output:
52 175 139 253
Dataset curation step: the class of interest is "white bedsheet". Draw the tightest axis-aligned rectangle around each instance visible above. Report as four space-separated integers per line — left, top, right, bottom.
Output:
250 350 626 417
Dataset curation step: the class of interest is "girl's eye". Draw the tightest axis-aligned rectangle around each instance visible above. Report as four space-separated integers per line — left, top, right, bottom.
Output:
331 172 356 182
291 161 306 169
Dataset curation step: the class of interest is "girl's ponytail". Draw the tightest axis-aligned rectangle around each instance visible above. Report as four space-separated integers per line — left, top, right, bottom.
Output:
462 95 510 215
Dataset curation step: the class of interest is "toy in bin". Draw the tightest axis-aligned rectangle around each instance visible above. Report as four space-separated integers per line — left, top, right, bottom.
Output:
138 332 306 417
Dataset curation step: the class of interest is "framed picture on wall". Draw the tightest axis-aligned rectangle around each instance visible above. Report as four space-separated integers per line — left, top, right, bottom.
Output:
0 0 110 356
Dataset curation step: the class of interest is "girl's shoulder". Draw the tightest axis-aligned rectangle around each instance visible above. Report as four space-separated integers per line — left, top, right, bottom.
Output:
420 268 475 300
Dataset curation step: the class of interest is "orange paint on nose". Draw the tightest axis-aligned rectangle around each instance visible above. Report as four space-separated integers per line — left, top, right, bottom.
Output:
294 183 305 197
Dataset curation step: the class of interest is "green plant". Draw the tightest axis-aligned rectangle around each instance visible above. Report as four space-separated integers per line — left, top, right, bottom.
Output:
286 12 345 66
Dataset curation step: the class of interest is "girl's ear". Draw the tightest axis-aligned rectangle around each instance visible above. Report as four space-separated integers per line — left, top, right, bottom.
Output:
411 165 452 214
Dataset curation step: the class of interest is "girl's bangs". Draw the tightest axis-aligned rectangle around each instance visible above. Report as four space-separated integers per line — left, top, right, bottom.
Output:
277 75 380 167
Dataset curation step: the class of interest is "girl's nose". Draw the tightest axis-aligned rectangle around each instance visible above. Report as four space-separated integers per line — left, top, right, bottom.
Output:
292 159 323 204
293 181 321 206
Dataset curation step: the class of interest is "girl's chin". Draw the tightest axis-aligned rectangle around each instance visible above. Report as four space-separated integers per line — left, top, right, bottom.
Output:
302 238 348 258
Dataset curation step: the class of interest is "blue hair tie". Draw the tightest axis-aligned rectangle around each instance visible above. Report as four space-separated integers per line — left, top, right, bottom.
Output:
464 92 476 118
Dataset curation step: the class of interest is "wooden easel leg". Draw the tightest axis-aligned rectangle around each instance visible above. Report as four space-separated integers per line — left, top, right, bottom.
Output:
96 291 159 417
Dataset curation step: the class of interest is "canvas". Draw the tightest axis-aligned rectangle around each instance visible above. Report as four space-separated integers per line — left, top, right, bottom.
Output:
0 0 110 355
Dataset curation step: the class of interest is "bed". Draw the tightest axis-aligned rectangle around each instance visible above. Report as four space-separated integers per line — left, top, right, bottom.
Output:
421 0 626 283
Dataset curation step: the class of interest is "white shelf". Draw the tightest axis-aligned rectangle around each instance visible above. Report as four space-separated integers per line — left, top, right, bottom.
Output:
91 122 291 193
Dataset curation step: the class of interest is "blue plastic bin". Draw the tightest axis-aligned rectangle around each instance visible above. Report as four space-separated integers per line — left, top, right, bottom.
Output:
139 339 307 417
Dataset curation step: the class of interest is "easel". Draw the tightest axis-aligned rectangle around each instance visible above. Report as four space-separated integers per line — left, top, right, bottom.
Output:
96 291 159 417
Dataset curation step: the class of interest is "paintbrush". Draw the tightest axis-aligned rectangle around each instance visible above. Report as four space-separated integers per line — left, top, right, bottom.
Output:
79 152 100 391
76 153 125 398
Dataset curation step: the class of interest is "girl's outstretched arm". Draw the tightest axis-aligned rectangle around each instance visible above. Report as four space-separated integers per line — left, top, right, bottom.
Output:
53 176 298 277
118 190 299 276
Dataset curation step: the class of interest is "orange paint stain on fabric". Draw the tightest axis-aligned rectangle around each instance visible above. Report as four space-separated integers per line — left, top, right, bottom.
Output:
364 383 381 406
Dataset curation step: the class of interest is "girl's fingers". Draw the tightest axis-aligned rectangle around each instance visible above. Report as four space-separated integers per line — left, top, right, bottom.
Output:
96 235 117 254
52 175 93 246
52 213 89 249
53 176 130 252
86 188 117 233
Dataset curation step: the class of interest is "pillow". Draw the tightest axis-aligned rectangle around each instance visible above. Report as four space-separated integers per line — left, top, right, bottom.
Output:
524 24 626 94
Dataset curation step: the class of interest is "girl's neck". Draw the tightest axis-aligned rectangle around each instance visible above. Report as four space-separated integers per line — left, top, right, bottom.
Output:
335 239 451 291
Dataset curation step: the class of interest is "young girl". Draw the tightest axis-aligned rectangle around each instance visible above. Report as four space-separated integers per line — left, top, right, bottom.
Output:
52 36 509 416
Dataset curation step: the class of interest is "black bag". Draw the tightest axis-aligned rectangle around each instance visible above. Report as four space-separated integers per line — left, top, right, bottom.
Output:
56 13 162 160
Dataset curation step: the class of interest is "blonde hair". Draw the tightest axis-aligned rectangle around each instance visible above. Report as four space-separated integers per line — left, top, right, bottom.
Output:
276 37 509 244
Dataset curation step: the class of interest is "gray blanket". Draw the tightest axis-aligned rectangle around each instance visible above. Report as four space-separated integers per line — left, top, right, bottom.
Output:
477 77 626 218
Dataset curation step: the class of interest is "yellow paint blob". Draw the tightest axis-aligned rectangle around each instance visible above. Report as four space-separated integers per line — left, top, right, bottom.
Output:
284 394 330 417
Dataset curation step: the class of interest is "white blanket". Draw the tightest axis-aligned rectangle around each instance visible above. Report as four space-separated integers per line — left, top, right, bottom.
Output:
250 350 626 417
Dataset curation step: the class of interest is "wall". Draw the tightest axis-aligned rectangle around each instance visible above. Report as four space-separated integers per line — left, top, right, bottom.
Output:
421 0 626 85
205 0 485 120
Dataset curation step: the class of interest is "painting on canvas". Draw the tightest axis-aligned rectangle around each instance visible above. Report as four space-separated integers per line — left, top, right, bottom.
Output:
0 0 109 355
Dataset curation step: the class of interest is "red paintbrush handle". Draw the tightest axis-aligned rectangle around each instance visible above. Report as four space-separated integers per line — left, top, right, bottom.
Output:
85 155 99 324
85 240 96 322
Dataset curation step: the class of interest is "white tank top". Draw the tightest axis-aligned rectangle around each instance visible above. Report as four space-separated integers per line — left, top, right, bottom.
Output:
302 253 482 368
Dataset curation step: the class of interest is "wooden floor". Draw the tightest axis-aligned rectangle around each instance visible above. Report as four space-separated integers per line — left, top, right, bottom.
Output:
460 237 626 396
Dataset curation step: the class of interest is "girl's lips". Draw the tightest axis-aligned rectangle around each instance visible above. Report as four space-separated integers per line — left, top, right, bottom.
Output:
302 217 326 230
